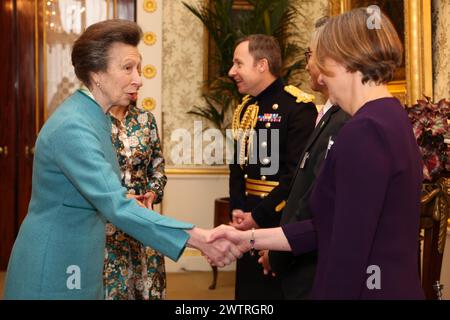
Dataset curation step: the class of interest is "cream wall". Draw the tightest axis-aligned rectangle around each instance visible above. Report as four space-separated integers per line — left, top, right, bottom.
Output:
161 174 234 272
137 0 163 131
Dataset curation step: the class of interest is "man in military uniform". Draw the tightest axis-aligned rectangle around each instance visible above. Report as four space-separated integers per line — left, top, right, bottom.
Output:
228 34 317 300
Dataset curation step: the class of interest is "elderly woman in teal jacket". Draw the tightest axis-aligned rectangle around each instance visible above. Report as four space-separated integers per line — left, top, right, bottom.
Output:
3 20 241 300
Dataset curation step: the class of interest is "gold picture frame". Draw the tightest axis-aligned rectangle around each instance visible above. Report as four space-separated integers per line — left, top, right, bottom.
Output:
203 0 254 85
329 0 433 106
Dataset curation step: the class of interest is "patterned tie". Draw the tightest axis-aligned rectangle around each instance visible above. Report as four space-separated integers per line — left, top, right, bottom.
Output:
315 106 325 127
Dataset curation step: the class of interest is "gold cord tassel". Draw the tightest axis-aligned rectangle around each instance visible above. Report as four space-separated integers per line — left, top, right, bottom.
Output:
232 98 259 165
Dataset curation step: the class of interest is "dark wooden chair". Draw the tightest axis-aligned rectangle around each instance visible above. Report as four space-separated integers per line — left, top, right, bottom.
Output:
419 176 449 299
209 197 231 290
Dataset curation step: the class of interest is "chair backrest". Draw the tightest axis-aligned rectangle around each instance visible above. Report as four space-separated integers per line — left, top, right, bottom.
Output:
419 176 450 299
214 197 230 227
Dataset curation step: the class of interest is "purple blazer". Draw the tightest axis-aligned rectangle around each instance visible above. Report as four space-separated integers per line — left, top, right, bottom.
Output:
282 98 424 299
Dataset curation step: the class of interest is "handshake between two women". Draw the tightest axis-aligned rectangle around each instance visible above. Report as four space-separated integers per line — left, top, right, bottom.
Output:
185 225 251 268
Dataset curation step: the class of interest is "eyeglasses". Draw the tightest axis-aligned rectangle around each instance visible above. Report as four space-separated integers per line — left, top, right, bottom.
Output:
304 49 312 64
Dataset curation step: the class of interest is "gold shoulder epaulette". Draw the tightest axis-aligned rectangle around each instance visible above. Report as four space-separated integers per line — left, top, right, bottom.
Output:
284 85 315 103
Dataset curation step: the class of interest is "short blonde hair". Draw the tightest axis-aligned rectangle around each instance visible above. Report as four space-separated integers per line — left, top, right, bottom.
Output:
314 7 403 84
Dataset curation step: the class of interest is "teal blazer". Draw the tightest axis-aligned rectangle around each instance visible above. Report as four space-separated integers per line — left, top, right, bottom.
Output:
4 90 193 299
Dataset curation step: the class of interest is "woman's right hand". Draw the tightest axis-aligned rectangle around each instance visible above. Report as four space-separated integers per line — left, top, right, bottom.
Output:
186 226 244 267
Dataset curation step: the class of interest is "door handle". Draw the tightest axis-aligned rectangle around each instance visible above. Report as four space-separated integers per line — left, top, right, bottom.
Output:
0 146 8 156
25 145 35 157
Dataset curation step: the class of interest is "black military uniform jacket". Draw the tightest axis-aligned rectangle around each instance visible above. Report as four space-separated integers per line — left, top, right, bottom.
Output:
268 105 349 299
229 78 317 228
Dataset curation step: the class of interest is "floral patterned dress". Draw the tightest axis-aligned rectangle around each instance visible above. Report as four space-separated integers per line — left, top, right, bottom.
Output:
103 105 167 300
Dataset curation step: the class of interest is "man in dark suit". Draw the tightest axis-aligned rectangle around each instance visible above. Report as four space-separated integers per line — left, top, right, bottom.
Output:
260 18 350 299
228 34 317 300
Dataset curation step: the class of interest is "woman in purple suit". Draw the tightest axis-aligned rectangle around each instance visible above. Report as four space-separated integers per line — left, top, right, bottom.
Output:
212 8 424 299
